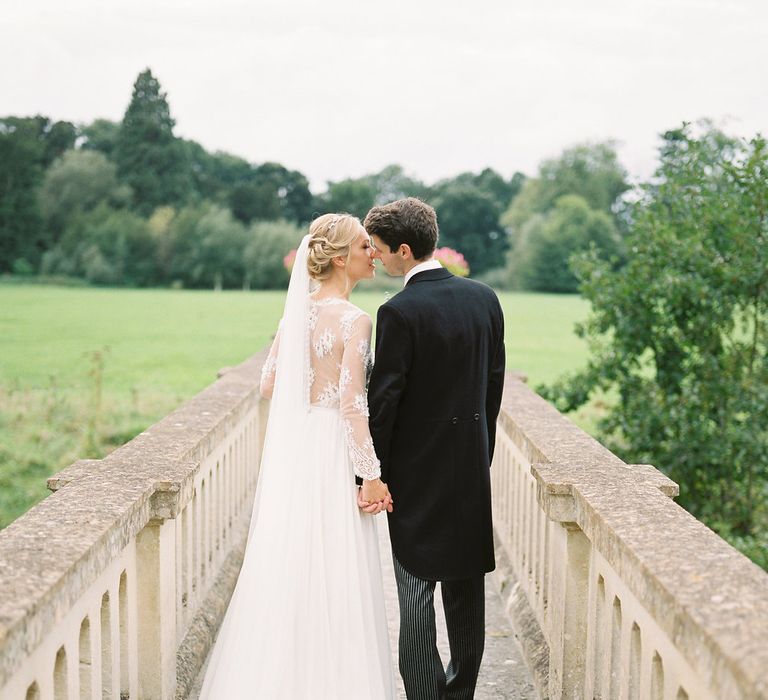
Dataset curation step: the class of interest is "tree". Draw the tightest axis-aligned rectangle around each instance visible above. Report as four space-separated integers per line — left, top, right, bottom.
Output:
501 177 549 236
39 149 131 239
243 220 304 289
318 166 429 220
42 120 77 163
181 140 252 204
501 142 630 290
167 203 248 288
442 168 524 213
320 178 377 220
229 163 314 225
114 69 192 215
0 116 76 271
147 206 177 280
367 164 428 204
502 142 629 233
431 184 506 275
229 182 282 223
517 195 621 292
539 142 629 212
42 203 158 286
542 124 768 567
255 163 314 224
80 119 121 159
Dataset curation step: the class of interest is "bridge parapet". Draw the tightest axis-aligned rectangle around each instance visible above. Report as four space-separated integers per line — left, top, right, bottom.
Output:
492 375 768 699
0 351 269 700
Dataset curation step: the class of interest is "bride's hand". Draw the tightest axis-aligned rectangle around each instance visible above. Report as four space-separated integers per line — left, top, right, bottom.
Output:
357 488 380 514
358 479 394 514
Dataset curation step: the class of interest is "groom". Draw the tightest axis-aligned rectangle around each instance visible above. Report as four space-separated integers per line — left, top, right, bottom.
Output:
363 198 506 700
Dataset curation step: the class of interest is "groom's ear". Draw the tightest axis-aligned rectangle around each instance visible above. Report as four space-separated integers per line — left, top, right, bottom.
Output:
398 243 413 260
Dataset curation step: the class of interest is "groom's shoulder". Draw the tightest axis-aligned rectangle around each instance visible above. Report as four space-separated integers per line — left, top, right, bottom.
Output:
381 276 500 315
453 275 495 294
444 275 502 307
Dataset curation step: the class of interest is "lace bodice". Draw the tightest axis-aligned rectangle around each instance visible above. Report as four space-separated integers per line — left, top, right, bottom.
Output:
259 297 381 481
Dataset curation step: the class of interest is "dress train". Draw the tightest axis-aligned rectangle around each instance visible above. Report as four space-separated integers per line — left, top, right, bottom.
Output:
199 406 395 699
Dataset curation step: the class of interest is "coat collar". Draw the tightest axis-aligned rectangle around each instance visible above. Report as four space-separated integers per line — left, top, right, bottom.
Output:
405 267 453 286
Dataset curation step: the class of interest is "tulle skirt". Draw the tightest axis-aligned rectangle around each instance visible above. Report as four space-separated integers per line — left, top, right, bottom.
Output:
199 406 395 699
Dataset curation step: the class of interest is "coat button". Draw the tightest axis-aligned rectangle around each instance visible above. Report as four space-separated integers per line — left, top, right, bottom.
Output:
451 417 458 424
474 413 480 421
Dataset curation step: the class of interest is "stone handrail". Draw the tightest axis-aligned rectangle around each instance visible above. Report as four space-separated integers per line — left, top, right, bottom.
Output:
0 350 269 700
1 355 767 699
492 375 768 699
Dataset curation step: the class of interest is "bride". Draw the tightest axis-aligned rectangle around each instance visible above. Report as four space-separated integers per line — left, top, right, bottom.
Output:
199 214 396 698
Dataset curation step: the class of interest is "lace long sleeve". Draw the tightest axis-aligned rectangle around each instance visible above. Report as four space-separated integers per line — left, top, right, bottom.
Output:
259 325 281 399
339 312 381 481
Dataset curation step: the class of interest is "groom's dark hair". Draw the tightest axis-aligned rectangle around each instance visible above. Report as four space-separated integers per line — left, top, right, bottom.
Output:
363 197 438 261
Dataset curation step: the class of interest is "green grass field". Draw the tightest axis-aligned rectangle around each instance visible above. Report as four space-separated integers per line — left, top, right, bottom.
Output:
0 284 592 528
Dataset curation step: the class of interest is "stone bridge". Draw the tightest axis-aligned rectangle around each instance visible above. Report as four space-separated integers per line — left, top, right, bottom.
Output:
1 350 767 699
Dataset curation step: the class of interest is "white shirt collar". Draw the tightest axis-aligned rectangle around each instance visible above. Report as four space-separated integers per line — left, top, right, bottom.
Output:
404 259 443 287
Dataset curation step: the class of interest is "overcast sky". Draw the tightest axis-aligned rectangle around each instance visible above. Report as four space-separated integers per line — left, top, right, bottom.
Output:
2 0 766 191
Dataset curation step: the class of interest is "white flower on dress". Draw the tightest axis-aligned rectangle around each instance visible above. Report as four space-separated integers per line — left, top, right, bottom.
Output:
316 381 340 407
356 339 373 380
339 366 352 391
313 328 335 358
352 393 369 417
341 308 363 343
308 304 319 331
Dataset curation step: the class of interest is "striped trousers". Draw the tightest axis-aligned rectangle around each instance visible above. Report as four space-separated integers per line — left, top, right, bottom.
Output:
393 556 485 700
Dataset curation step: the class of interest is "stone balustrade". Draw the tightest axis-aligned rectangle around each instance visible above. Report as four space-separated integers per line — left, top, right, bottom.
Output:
1 353 767 699
0 351 269 700
492 375 768 699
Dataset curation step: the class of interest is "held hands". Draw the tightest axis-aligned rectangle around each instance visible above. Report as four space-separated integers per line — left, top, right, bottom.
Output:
358 478 393 515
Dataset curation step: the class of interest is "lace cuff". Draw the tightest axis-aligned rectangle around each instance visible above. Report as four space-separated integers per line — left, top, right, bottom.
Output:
343 419 381 480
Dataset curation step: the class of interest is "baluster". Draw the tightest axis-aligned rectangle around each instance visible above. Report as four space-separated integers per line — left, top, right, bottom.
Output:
78 617 91 699
53 646 67 700
135 519 177 699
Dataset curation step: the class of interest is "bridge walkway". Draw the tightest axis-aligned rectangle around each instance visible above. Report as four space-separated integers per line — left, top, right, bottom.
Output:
188 518 537 699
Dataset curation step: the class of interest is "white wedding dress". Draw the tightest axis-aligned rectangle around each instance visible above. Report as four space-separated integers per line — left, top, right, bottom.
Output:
199 236 395 699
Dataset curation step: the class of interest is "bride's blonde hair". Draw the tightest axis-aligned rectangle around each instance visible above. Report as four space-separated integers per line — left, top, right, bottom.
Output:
306 213 361 281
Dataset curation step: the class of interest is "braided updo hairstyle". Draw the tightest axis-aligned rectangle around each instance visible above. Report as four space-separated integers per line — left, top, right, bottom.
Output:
306 213 362 281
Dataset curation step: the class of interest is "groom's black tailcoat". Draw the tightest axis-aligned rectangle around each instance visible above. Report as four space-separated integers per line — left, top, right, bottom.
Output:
368 267 505 581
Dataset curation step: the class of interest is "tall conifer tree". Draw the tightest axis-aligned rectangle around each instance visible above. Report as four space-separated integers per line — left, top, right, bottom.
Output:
115 69 191 215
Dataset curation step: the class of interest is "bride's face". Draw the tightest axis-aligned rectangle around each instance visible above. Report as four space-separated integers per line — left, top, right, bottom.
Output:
345 228 377 282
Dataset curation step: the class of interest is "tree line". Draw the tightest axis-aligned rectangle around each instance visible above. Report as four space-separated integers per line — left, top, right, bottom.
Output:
1 68 631 291
4 69 765 566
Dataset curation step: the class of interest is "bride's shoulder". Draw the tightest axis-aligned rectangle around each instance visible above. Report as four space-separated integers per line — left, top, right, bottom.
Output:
341 301 371 326
310 297 370 324
337 302 373 337
345 300 368 316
